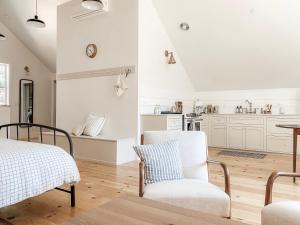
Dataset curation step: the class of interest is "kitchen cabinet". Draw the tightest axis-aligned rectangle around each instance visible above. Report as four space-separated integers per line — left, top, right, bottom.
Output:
206 114 300 153
228 126 244 149
210 125 227 148
228 116 265 151
244 127 264 151
141 114 183 132
228 126 264 151
266 116 300 154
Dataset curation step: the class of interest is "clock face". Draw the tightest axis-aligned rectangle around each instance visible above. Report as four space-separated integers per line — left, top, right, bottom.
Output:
86 44 97 58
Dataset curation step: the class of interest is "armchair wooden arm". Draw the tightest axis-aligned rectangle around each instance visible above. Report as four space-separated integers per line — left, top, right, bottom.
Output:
265 171 300 206
207 160 231 197
139 160 145 197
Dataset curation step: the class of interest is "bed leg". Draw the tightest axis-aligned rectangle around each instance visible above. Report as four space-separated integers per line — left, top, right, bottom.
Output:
71 185 75 207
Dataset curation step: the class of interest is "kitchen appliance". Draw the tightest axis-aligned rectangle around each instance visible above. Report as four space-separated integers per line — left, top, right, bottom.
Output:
184 114 203 131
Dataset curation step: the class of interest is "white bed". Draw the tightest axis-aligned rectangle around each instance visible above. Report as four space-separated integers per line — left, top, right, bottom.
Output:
0 138 80 208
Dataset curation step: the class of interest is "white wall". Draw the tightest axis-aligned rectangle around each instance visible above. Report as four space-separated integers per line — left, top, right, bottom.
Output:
57 0 138 75
196 88 300 114
57 0 138 138
153 0 300 91
0 22 53 126
0 106 10 137
138 0 195 114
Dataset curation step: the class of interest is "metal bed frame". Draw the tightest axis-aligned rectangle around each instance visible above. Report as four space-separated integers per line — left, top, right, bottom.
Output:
0 123 76 207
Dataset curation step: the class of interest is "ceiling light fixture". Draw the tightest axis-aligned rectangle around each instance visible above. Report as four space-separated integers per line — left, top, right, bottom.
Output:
0 33 6 41
180 22 190 31
81 0 104 10
165 50 176 65
27 0 46 28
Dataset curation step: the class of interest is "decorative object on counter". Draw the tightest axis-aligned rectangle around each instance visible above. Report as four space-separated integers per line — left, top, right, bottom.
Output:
263 104 272 114
235 106 243 114
213 106 219 114
175 101 183 113
193 99 203 114
170 106 176 113
279 106 285 114
154 105 161 115
164 50 176 64
207 105 213 114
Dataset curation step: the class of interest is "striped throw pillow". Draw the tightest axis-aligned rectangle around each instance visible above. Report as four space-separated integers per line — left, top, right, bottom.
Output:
133 141 184 185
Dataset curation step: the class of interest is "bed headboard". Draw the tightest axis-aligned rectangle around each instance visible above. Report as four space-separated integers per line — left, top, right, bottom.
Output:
0 123 74 157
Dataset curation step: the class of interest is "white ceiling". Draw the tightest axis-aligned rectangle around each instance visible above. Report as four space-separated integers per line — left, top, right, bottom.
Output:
153 0 300 91
0 0 65 72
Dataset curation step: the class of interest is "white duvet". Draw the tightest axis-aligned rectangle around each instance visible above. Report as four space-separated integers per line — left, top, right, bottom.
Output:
0 138 80 208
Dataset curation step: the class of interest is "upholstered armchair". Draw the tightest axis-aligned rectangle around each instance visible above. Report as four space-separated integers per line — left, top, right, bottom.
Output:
139 131 231 218
262 171 300 225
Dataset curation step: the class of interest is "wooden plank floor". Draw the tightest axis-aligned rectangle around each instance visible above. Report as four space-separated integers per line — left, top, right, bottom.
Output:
0 149 300 225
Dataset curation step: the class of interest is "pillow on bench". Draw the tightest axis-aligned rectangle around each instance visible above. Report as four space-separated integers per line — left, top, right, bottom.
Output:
83 114 106 137
133 141 184 185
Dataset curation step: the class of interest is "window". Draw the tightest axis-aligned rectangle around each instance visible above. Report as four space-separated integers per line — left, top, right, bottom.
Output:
0 64 9 105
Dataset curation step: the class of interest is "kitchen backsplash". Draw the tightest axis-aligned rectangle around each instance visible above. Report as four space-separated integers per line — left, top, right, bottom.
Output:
140 88 300 115
194 88 300 115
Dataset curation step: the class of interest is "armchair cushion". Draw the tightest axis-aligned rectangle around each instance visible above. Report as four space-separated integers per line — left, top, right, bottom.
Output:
143 179 231 218
262 201 300 225
133 141 184 185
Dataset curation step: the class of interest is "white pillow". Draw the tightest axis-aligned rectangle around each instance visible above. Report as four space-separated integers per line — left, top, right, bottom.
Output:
72 124 85 136
83 114 106 137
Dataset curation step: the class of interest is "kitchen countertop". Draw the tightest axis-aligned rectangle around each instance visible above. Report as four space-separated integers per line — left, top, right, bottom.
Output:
202 113 300 117
141 114 183 116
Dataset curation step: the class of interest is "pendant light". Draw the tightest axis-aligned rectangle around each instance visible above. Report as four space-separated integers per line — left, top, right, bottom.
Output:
0 34 6 41
81 0 104 10
27 0 46 28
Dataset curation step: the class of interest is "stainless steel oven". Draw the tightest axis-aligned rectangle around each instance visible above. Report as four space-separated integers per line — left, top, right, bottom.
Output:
184 115 202 131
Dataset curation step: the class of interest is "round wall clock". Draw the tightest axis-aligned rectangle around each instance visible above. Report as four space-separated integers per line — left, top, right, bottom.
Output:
86 44 97 58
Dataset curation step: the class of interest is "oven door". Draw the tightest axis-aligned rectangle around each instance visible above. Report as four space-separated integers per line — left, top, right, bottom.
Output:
185 119 194 131
194 120 202 131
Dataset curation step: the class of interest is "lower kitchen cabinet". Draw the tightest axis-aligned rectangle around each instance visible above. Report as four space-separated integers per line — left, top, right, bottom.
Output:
266 135 300 154
228 126 264 151
210 125 227 148
244 127 264 151
228 126 244 149
140 114 183 132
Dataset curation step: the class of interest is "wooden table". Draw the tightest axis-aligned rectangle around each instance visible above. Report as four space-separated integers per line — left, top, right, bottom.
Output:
61 195 246 225
276 124 300 182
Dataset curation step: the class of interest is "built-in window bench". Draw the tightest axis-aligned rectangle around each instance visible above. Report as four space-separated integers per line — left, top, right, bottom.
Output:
42 132 137 165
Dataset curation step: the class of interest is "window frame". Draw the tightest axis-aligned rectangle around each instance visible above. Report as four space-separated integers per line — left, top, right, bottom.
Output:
0 63 10 106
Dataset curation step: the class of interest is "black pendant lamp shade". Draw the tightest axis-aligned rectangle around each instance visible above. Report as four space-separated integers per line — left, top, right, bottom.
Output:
0 33 6 41
27 0 46 28
81 0 104 10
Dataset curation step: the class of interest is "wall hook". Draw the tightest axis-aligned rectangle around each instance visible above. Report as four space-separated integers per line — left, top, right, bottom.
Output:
125 68 131 78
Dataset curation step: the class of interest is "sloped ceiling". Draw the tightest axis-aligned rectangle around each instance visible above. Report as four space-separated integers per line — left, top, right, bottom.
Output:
0 0 68 73
153 0 300 91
